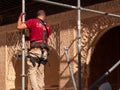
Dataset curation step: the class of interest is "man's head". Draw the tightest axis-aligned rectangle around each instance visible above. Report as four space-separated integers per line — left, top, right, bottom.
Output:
37 10 46 20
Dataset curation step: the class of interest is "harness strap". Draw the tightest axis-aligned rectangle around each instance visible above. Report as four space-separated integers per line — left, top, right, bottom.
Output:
38 19 49 43
30 41 49 52
28 19 50 67
28 52 48 67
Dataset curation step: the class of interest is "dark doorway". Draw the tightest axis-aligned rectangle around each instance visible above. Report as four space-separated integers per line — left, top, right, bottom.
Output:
89 26 120 90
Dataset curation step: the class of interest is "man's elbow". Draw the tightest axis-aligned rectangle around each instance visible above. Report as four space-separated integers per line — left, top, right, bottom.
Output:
17 23 27 30
17 25 22 30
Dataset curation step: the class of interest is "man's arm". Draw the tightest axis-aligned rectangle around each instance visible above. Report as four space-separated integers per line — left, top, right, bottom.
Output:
17 13 28 30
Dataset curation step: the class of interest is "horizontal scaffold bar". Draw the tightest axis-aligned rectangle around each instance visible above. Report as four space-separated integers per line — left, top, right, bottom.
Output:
35 0 120 18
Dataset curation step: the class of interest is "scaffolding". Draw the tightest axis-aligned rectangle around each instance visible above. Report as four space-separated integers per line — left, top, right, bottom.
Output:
20 0 120 90
21 0 26 90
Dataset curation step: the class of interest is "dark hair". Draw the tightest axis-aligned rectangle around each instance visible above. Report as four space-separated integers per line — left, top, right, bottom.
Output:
37 10 46 17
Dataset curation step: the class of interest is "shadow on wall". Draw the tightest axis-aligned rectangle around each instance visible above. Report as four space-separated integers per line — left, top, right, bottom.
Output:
10 56 28 90
44 46 60 89
58 37 78 90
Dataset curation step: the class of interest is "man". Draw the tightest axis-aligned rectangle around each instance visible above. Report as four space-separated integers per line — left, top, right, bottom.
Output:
17 10 51 90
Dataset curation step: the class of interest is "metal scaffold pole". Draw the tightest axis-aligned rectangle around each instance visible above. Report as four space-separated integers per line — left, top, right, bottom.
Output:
34 0 120 18
22 0 26 90
35 0 77 9
89 60 120 90
77 0 81 90
64 47 77 90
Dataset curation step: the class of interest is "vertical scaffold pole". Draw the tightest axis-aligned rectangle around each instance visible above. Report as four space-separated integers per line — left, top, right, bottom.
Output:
64 47 77 90
77 0 81 90
22 0 25 90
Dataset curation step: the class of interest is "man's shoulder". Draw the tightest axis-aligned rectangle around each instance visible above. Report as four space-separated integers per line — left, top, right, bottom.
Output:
27 18 38 22
25 18 38 23
25 18 39 27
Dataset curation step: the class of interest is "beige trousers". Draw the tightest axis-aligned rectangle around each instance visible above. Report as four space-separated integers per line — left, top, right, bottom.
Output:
27 48 48 90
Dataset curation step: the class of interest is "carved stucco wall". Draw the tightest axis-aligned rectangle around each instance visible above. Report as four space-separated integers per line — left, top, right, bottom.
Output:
3 15 120 90
81 15 120 90
6 31 22 90
0 32 6 90
80 0 120 89
82 16 120 65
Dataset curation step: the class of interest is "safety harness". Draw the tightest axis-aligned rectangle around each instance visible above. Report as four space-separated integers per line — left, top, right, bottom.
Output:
28 19 50 67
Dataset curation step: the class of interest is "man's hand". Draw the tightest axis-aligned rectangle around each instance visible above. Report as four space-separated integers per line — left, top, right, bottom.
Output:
17 13 27 30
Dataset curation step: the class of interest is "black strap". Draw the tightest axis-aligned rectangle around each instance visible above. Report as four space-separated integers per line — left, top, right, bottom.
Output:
28 52 48 67
38 19 49 41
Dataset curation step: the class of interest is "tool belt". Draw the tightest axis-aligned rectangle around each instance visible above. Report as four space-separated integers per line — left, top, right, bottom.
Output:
28 41 50 67
31 41 49 50
28 55 48 67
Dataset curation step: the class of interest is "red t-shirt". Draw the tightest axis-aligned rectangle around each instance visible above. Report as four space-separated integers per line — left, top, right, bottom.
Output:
25 19 51 43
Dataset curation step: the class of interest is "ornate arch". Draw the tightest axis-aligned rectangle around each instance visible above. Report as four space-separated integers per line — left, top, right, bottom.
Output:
81 15 120 89
81 15 120 64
